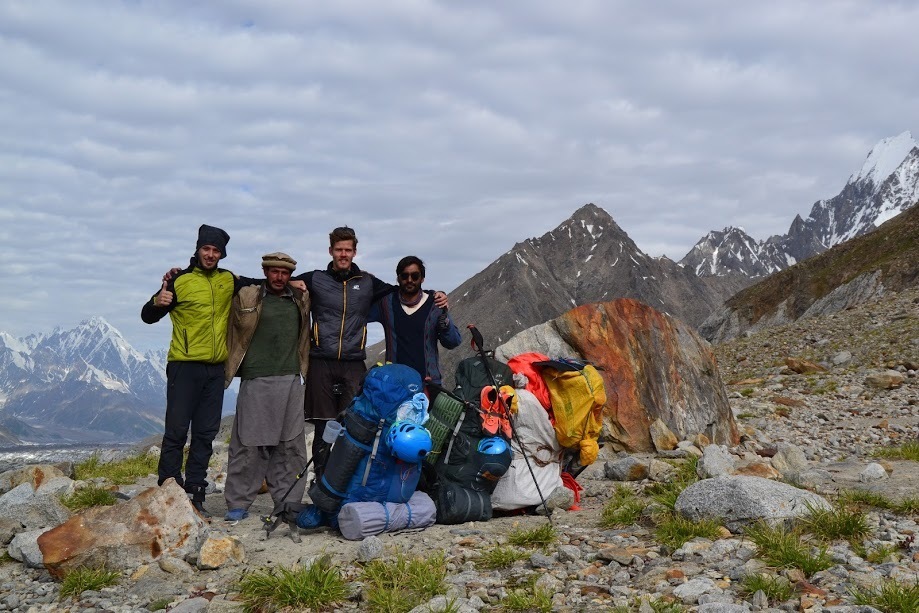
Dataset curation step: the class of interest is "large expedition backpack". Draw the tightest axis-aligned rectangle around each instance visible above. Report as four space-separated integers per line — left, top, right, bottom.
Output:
307 364 424 516
427 353 514 525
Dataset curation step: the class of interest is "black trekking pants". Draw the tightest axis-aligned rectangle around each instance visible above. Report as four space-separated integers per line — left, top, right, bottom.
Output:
158 361 224 494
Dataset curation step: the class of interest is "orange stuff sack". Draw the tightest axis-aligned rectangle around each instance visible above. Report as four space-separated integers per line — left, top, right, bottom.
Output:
507 352 551 410
538 360 606 466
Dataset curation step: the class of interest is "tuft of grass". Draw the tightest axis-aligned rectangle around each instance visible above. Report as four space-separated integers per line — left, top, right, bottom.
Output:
852 579 919 613
872 442 919 462
799 500 870 544
894 496 919 515
744 522 833 576
838 489 919 516
740 573 794 604
812 380 838 395
735 412 757 420
864 544 899 564
599 485 646 529
645 455 700 510
59 567 120 600
361 551 447 613
236 557 348 612
507 523 557 549
838 489 894 510
74 452 159 485
60 484 118 511
475 545 528 570
739 388 755 397
654 515 721 549
774 407 792 418
500 584 553 612
147 597 172 611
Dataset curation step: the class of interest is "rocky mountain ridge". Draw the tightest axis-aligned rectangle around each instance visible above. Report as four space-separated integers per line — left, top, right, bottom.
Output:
421 203 748 387
682 131 919 278
700 199 919 343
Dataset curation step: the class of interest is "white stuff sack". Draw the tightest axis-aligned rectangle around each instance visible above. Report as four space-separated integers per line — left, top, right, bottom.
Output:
337 490 436 541
491 389 564 510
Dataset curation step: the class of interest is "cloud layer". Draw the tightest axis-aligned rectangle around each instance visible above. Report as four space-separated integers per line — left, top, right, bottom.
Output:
1 0 917 349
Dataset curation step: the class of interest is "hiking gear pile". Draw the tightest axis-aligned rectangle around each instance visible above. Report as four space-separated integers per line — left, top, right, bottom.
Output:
290 336 608 536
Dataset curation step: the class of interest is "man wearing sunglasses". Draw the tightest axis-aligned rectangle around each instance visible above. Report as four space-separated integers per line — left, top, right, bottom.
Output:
370 255 461 386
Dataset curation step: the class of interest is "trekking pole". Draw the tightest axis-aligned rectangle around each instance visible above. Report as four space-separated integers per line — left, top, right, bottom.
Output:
467 324 553 523
261 456 313 536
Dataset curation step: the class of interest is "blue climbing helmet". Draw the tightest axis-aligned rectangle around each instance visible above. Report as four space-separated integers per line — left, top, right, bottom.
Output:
478 436 509 455
387 421 433 463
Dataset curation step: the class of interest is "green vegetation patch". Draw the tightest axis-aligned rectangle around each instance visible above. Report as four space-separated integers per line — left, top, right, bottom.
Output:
599 485 646 529
645 455 700 510
654 514 722 550
475 545 529 570
740 573 794 604
872 442 919 462
500 577 553 613
236 557 348 613
507 523 557 549
852 578 919 613
361 550 447 613
59 567 120 600
60 484 118 511
74 452 159 485
744 521 833 576
799 500 870 544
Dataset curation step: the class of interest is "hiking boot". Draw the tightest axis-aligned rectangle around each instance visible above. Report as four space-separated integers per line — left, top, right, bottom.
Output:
191 499 211 519
224 508 249 522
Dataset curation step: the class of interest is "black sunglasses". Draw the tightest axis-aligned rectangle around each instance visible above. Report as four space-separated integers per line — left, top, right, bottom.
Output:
399 272 421 281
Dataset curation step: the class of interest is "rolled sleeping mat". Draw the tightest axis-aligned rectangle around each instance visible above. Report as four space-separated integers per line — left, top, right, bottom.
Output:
338 490 436 540
308 410 381 515
425 391 466 466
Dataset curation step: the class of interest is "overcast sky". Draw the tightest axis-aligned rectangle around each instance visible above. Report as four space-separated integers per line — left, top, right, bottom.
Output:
1 1 917 352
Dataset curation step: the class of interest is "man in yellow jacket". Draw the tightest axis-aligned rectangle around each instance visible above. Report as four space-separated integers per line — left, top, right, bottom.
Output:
141 224 234 517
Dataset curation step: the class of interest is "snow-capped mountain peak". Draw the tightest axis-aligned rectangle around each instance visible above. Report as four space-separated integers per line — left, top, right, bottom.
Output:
682 130 919 277
850 131 917 191
0 332 29 354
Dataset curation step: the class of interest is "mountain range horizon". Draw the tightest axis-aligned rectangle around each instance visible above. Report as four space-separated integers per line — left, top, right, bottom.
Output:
1 131 917 444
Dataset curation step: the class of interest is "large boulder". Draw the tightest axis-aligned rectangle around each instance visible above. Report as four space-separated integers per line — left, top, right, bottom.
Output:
497 299 738 452
37 478 207 578
675 475 831 531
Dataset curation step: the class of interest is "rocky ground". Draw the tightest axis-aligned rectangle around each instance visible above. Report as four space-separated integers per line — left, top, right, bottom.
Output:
0 287 916 612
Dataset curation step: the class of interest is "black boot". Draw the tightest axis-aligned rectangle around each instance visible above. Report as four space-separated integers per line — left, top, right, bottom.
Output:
185 483 211 519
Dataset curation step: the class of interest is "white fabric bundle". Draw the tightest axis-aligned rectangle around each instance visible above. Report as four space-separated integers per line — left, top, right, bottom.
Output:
337 490 436 541
491 389 564 510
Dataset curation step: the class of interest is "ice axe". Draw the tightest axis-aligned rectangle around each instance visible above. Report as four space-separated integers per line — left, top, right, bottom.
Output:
466 324 553 523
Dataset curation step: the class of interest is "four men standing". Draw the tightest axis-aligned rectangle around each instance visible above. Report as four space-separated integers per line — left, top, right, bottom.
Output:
143 225 456 518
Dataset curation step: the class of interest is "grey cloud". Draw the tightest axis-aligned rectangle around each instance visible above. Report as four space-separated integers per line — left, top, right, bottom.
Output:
1 0 917 349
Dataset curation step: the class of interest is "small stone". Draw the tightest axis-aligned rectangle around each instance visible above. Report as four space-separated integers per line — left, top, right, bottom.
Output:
859 463 889 482
357 536 384 562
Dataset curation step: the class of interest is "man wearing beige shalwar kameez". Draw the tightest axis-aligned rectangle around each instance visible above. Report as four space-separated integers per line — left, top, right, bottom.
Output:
223 252 311 522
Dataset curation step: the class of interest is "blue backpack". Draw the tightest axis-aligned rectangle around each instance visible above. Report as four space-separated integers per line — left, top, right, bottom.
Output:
306 364 425 517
